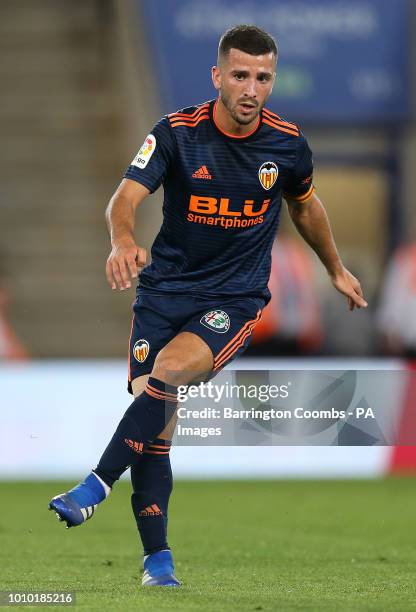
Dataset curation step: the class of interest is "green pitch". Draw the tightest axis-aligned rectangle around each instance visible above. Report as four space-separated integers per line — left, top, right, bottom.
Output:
1 478 416 611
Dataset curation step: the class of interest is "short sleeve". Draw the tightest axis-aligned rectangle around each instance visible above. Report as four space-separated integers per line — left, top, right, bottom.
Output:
283 133 314 203
124 117 176 193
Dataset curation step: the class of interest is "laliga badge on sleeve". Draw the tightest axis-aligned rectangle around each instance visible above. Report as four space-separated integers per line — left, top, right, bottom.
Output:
131 134 156 169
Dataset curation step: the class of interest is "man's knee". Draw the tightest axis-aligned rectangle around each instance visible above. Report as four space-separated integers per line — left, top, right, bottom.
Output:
131 374 150 398
152 352 188 386
152 354 210 386
152 332 213 386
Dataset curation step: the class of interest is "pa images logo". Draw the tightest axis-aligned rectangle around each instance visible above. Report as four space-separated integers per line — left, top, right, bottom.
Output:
200 310 230 333
133 339 150 363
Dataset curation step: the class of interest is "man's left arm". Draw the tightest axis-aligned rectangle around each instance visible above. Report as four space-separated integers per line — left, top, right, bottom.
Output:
285 191 368 311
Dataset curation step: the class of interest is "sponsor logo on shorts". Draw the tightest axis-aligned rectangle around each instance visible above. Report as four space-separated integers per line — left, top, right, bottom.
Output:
258 161 278 190
131 134 156 169
200 310 230 333
133 338 150 362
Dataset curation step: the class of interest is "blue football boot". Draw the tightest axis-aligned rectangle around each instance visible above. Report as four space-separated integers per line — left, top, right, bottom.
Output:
141 550 181 587
49 472 111 528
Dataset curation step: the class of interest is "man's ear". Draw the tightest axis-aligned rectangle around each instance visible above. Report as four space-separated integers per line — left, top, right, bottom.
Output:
211 65 221 92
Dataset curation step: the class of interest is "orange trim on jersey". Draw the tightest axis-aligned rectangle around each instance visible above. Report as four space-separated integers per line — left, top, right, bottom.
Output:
127 312 135 383
214 313 262 371
170 115 210 128
169 109 209 122
262 118 299 136
262 108 299 132
145 449 170 455
169 109 208 124
168 103 210 119
213 100 260 139
169 105 209 124
284 184 315 203
213 310 262 370
170 114 209 125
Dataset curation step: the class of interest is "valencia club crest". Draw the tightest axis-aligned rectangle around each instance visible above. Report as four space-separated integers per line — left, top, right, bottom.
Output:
258 161 278 190
133 338 150 363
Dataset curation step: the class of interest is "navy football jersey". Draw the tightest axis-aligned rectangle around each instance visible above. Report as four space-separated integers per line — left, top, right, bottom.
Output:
124 99 314 302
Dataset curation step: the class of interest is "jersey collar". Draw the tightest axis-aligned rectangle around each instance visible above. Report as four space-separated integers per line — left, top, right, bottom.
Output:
210 99 261 141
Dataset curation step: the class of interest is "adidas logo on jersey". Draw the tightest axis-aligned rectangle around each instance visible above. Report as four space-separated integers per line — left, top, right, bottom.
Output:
192 165 212 179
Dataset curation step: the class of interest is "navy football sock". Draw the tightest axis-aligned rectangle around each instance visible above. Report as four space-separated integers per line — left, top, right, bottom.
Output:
131 439 173 555
94 378 177 487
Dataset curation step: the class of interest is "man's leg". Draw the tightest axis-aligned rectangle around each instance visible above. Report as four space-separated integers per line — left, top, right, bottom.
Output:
130 374 176 558
94 331 212 484
49 332 212 529
126 334 211 586
129 375 180 586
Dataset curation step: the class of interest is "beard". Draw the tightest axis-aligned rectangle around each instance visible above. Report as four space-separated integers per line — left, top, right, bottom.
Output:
220 89 262 125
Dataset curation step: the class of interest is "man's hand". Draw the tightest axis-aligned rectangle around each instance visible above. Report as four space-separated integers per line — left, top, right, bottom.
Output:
104 179 150 290
286 193 368 312
330 267 368 311
106 241 147 291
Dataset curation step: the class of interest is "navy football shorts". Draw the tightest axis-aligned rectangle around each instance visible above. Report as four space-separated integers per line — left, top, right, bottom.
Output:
127 290 264 393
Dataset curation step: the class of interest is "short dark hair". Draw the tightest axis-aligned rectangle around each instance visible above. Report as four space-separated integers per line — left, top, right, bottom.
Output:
218 25 278 63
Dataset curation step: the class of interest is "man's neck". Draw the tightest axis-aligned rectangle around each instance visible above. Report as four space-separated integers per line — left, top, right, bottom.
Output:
214 98 259 137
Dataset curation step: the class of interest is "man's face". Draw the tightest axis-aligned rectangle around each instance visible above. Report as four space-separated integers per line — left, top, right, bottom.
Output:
212 48 276 125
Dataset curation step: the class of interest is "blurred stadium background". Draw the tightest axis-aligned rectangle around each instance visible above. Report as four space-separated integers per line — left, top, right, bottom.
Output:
2 1 416 608
1 1 416 489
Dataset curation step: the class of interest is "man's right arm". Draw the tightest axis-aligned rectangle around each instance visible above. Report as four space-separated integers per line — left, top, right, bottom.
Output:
105 178 149 291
